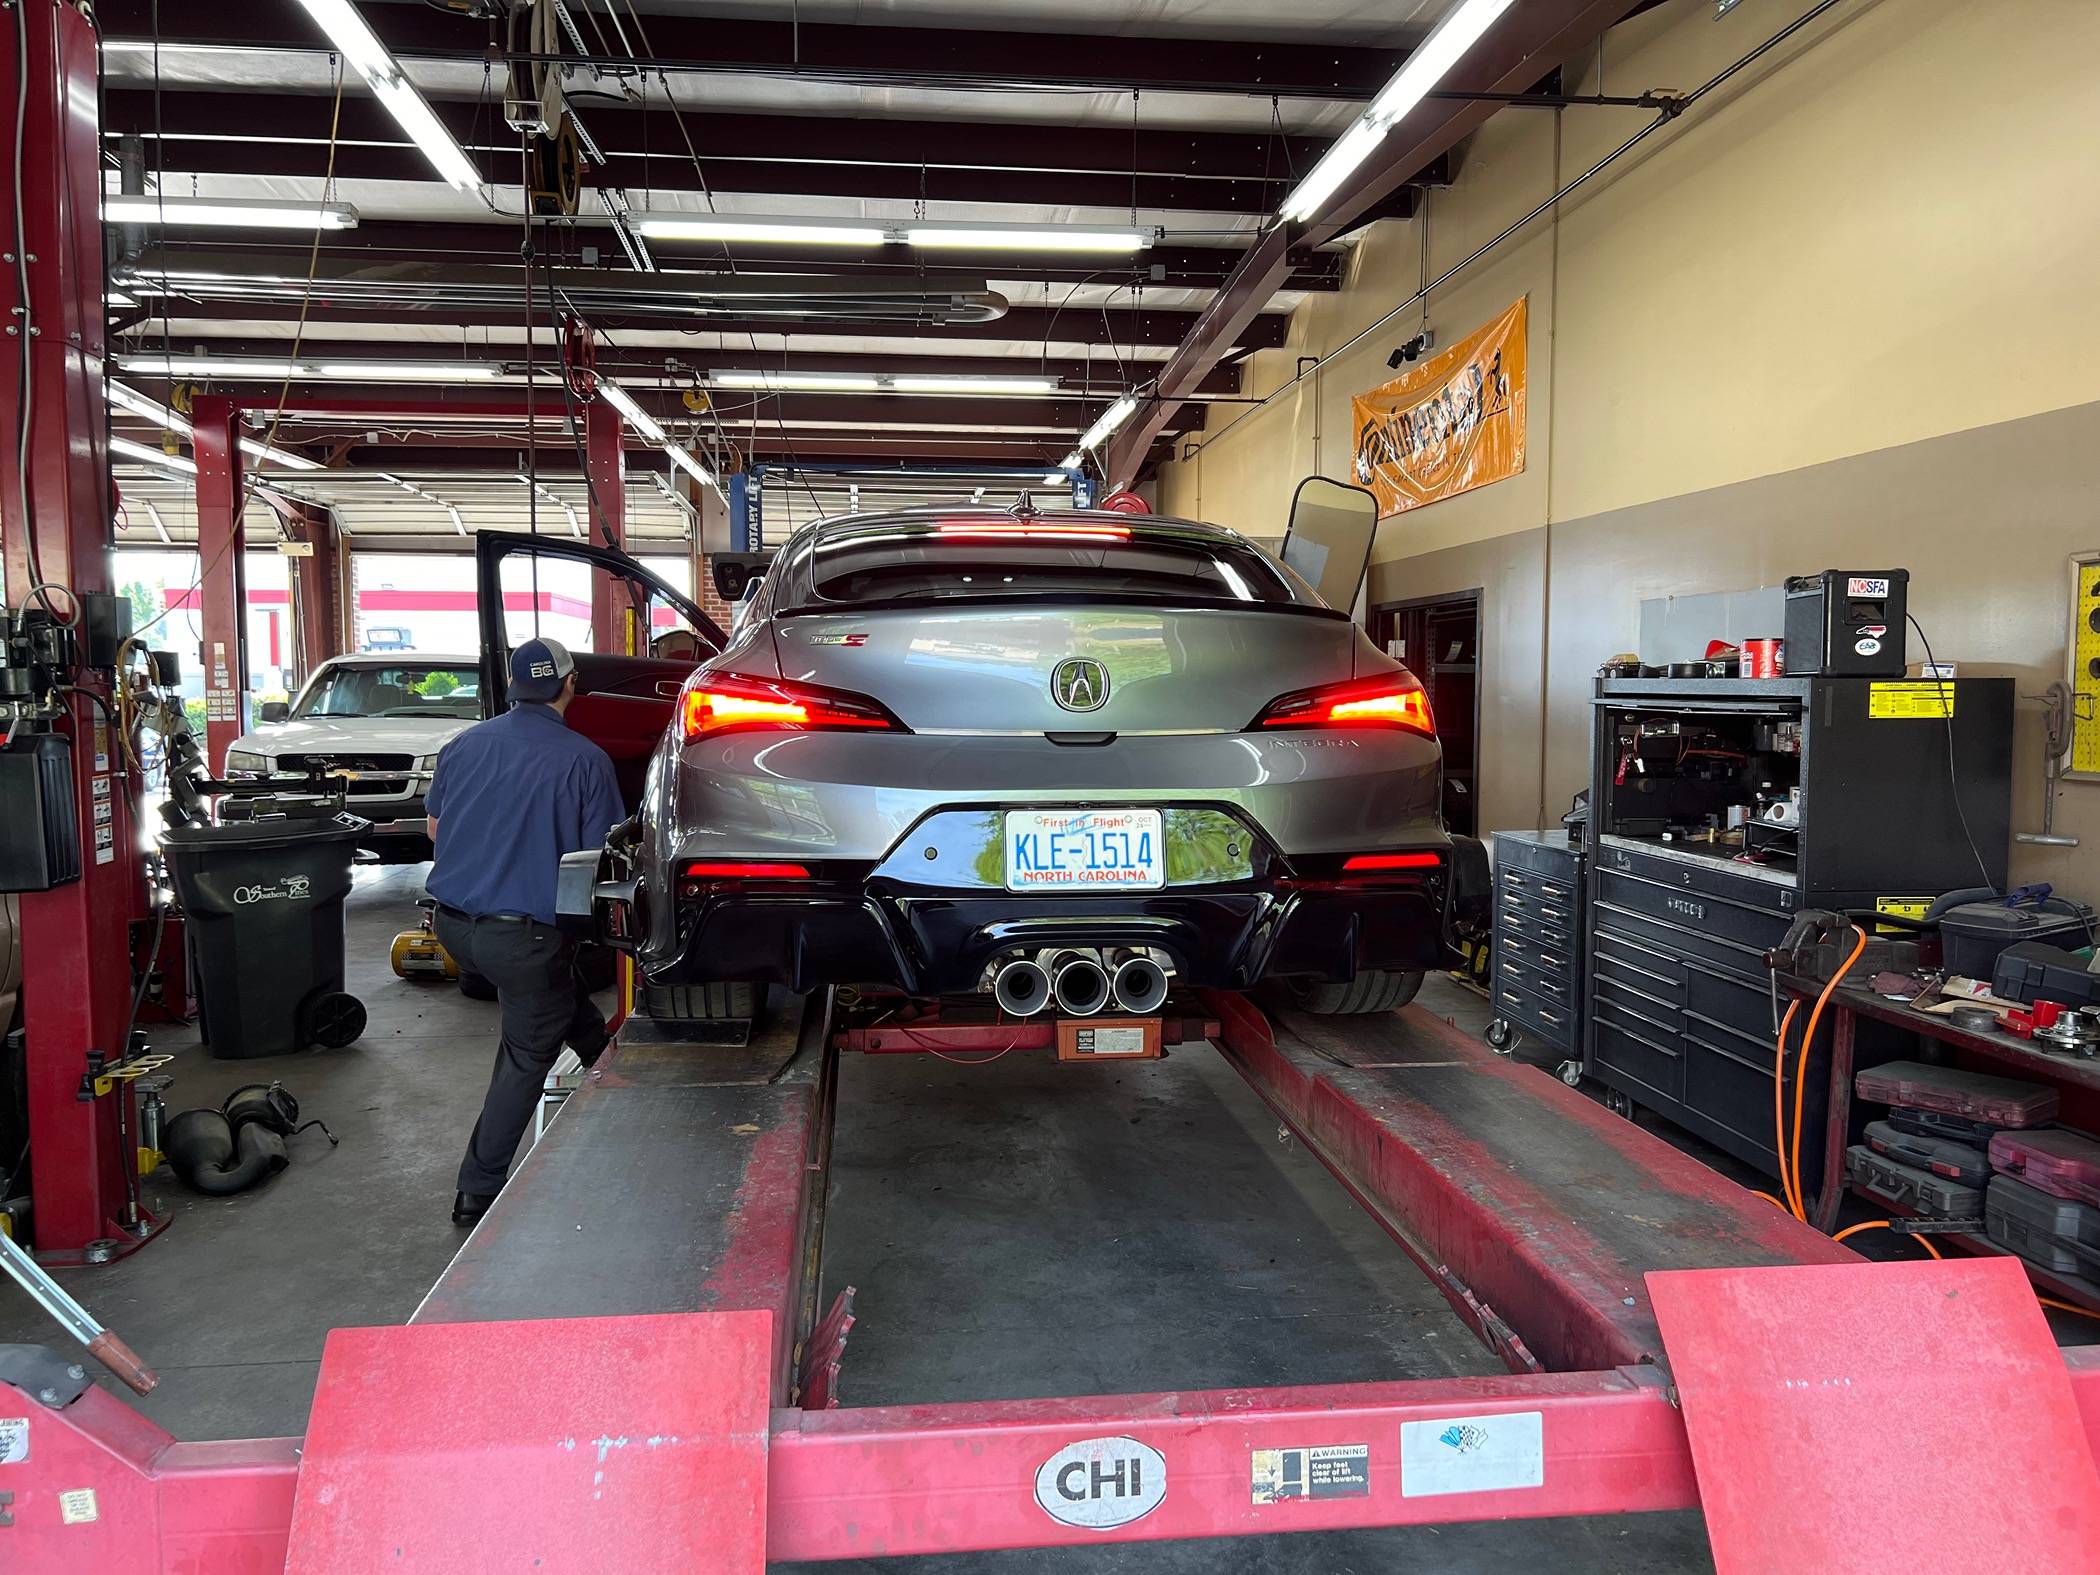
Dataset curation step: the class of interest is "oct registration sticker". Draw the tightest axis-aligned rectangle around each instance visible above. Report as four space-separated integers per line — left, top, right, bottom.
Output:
1005 809 1164 892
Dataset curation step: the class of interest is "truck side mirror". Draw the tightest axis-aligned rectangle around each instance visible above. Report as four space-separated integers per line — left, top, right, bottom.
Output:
258 701 290 724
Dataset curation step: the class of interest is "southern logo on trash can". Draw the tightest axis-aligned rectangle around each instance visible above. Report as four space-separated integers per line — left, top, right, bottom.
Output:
233 875 311 905
1033 1436 1166 1529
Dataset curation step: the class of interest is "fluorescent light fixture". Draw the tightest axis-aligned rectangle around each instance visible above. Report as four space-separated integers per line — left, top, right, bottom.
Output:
106 288 138 308
664 443 715 488
904 224 1151 254
110 434 197 474
290 0 481 191
1278 0 1518 223
1041 471 1068 486
1079 395 1138 452
116 354 306 379
309 360 503 382
631 213 888 247
594 378 668 444
889 375 1057 395
107 380 323 470
446 504 466 536
102 194 360 231
115 353 506 383
711 371 884 393
710 370 1055 396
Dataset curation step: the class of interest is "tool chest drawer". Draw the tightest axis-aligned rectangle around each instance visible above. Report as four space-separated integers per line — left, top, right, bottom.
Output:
1487 831 1585 1060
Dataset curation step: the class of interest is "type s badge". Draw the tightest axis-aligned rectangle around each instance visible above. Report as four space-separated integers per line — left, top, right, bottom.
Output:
1033 1436 1167 1529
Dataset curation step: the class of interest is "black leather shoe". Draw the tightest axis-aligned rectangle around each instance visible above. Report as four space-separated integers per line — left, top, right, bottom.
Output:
452 1190 498 1226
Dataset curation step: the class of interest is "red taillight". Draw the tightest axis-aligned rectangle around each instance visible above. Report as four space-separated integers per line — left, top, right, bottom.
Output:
680 672 903 742
1342 852 1443 873
1251 672 1435 737
682 861 812 880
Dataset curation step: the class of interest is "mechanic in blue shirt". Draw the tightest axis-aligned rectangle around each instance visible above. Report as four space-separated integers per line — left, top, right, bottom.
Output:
425 637 623 1226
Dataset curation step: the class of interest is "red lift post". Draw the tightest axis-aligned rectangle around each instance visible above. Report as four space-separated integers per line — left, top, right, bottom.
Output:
0 0 162 1261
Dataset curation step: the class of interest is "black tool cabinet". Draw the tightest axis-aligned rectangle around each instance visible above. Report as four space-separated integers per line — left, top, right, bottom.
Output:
1485 829 1585 1071
1581 676 2013 1188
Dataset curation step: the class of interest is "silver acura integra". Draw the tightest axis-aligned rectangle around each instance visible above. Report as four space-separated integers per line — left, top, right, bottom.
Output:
575 491 1453 1019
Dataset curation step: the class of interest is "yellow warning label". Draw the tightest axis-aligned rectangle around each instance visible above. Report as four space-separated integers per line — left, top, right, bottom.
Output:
1868 681 1955 719
2072 560 2100 776
1874 897 1933 921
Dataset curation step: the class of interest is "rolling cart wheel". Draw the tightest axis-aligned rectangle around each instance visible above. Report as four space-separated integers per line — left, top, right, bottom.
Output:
1483 1019 1515 1054
1558 1059 1585 1088
1603 1088 1636 1120
303 990 367 1050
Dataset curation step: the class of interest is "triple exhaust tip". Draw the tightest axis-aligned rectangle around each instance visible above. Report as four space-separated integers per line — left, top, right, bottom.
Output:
991 955 1169 1018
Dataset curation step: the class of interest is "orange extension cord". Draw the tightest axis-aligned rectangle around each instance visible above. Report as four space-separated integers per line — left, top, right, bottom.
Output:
1760 928 2100 1322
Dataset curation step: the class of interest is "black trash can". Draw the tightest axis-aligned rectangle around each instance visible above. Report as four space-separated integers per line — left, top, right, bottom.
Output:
163 812 371 1059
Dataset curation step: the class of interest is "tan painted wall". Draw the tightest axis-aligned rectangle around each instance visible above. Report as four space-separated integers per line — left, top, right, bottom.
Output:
1163 0 2100 884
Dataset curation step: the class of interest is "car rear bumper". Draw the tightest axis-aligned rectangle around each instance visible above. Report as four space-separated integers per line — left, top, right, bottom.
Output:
644 866 1449 995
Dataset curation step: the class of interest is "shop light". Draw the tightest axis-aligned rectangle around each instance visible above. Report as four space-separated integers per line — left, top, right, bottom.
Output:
904 224 1151 254
1278 0 1518 223
711 370 1055 396
102 195 361 231
109 435 197 475
631 214 888 247
593 377 669 444
595 376 717 490
106 381 325 471
114 353 507 382
1078 395 1138 452
290 0 481 191
712 371 884 392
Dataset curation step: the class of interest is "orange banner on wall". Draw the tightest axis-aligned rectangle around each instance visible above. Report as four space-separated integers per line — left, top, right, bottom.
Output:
1351 297 1527 517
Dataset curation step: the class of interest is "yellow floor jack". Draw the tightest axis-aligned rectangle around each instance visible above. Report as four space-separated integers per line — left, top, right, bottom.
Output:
390 899 461 982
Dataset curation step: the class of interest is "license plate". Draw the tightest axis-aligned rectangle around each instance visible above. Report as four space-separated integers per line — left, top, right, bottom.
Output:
1004 808 1164 892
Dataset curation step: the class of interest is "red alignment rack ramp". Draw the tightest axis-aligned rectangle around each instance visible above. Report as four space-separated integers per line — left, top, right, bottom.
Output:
1648 1257 2100 1573
285 1312 773 1574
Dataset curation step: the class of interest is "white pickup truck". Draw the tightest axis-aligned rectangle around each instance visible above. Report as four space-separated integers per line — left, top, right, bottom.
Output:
222 653 481 863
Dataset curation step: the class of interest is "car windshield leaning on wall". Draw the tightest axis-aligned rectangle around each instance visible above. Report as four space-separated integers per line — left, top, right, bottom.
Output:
294 664 480 720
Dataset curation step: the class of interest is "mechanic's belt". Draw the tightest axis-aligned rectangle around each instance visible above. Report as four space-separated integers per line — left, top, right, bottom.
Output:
436 905 536 925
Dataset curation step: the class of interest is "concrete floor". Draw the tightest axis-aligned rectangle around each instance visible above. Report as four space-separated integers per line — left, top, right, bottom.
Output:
1 870 2079 1568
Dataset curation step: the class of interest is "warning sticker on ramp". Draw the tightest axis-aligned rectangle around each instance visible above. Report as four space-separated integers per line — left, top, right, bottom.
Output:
1251 1443 1369 1504
0 1417 27 1464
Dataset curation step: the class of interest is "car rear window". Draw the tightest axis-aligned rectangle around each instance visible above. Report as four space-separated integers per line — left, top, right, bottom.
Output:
806 522 1318 608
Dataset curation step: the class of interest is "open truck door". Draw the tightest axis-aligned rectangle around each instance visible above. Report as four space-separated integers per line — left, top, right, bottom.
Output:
473 532 724 809
1278 475 1380 614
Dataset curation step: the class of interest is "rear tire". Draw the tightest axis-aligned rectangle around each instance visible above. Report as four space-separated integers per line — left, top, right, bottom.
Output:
1291 968 1424 1016
641 981 760 1022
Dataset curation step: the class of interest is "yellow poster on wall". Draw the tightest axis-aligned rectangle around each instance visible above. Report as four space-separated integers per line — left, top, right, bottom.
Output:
1350 297 1527 518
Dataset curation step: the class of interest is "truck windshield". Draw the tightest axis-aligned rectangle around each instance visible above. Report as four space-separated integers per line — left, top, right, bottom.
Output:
295 665 480 720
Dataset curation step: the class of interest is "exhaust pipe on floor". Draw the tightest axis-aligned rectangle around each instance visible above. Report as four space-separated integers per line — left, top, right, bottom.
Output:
993 958 1052 1017
1051 957 1113 1017
1111 956 1170 1015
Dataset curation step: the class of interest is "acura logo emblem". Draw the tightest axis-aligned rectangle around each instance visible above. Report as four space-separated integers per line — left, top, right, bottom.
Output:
1051 657 1109 712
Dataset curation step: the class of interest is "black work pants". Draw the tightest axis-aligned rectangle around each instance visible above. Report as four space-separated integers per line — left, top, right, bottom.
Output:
434 909 608 1196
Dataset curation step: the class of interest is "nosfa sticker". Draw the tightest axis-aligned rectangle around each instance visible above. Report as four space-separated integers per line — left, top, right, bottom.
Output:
1034 1436 1167 1529
0 1416 26 1465
1400 1411 1544 1498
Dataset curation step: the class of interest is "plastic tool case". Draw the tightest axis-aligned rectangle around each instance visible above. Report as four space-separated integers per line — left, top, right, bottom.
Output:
1985 1174 2100 1279
1863 1119 1991 1187
1846 1146 1985 1220
1989 1128 2100 1209
1854 1060 2058 1127
1888 1108 2006 1150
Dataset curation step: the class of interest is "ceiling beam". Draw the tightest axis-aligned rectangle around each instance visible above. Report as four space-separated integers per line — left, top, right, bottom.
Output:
118 223 1346 295
1102 0 1652 488
105 91 1349 217
112 299 1294 351
98 3 1416 102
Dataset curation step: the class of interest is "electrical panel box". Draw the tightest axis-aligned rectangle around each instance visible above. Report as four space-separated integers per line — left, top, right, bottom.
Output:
1782 569 1909 676
0 736 82 891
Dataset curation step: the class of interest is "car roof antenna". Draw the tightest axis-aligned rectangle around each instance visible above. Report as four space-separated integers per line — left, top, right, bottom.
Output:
1007 491 1040 519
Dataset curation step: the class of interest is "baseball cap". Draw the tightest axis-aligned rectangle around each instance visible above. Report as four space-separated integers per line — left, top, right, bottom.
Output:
509 637 575 703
